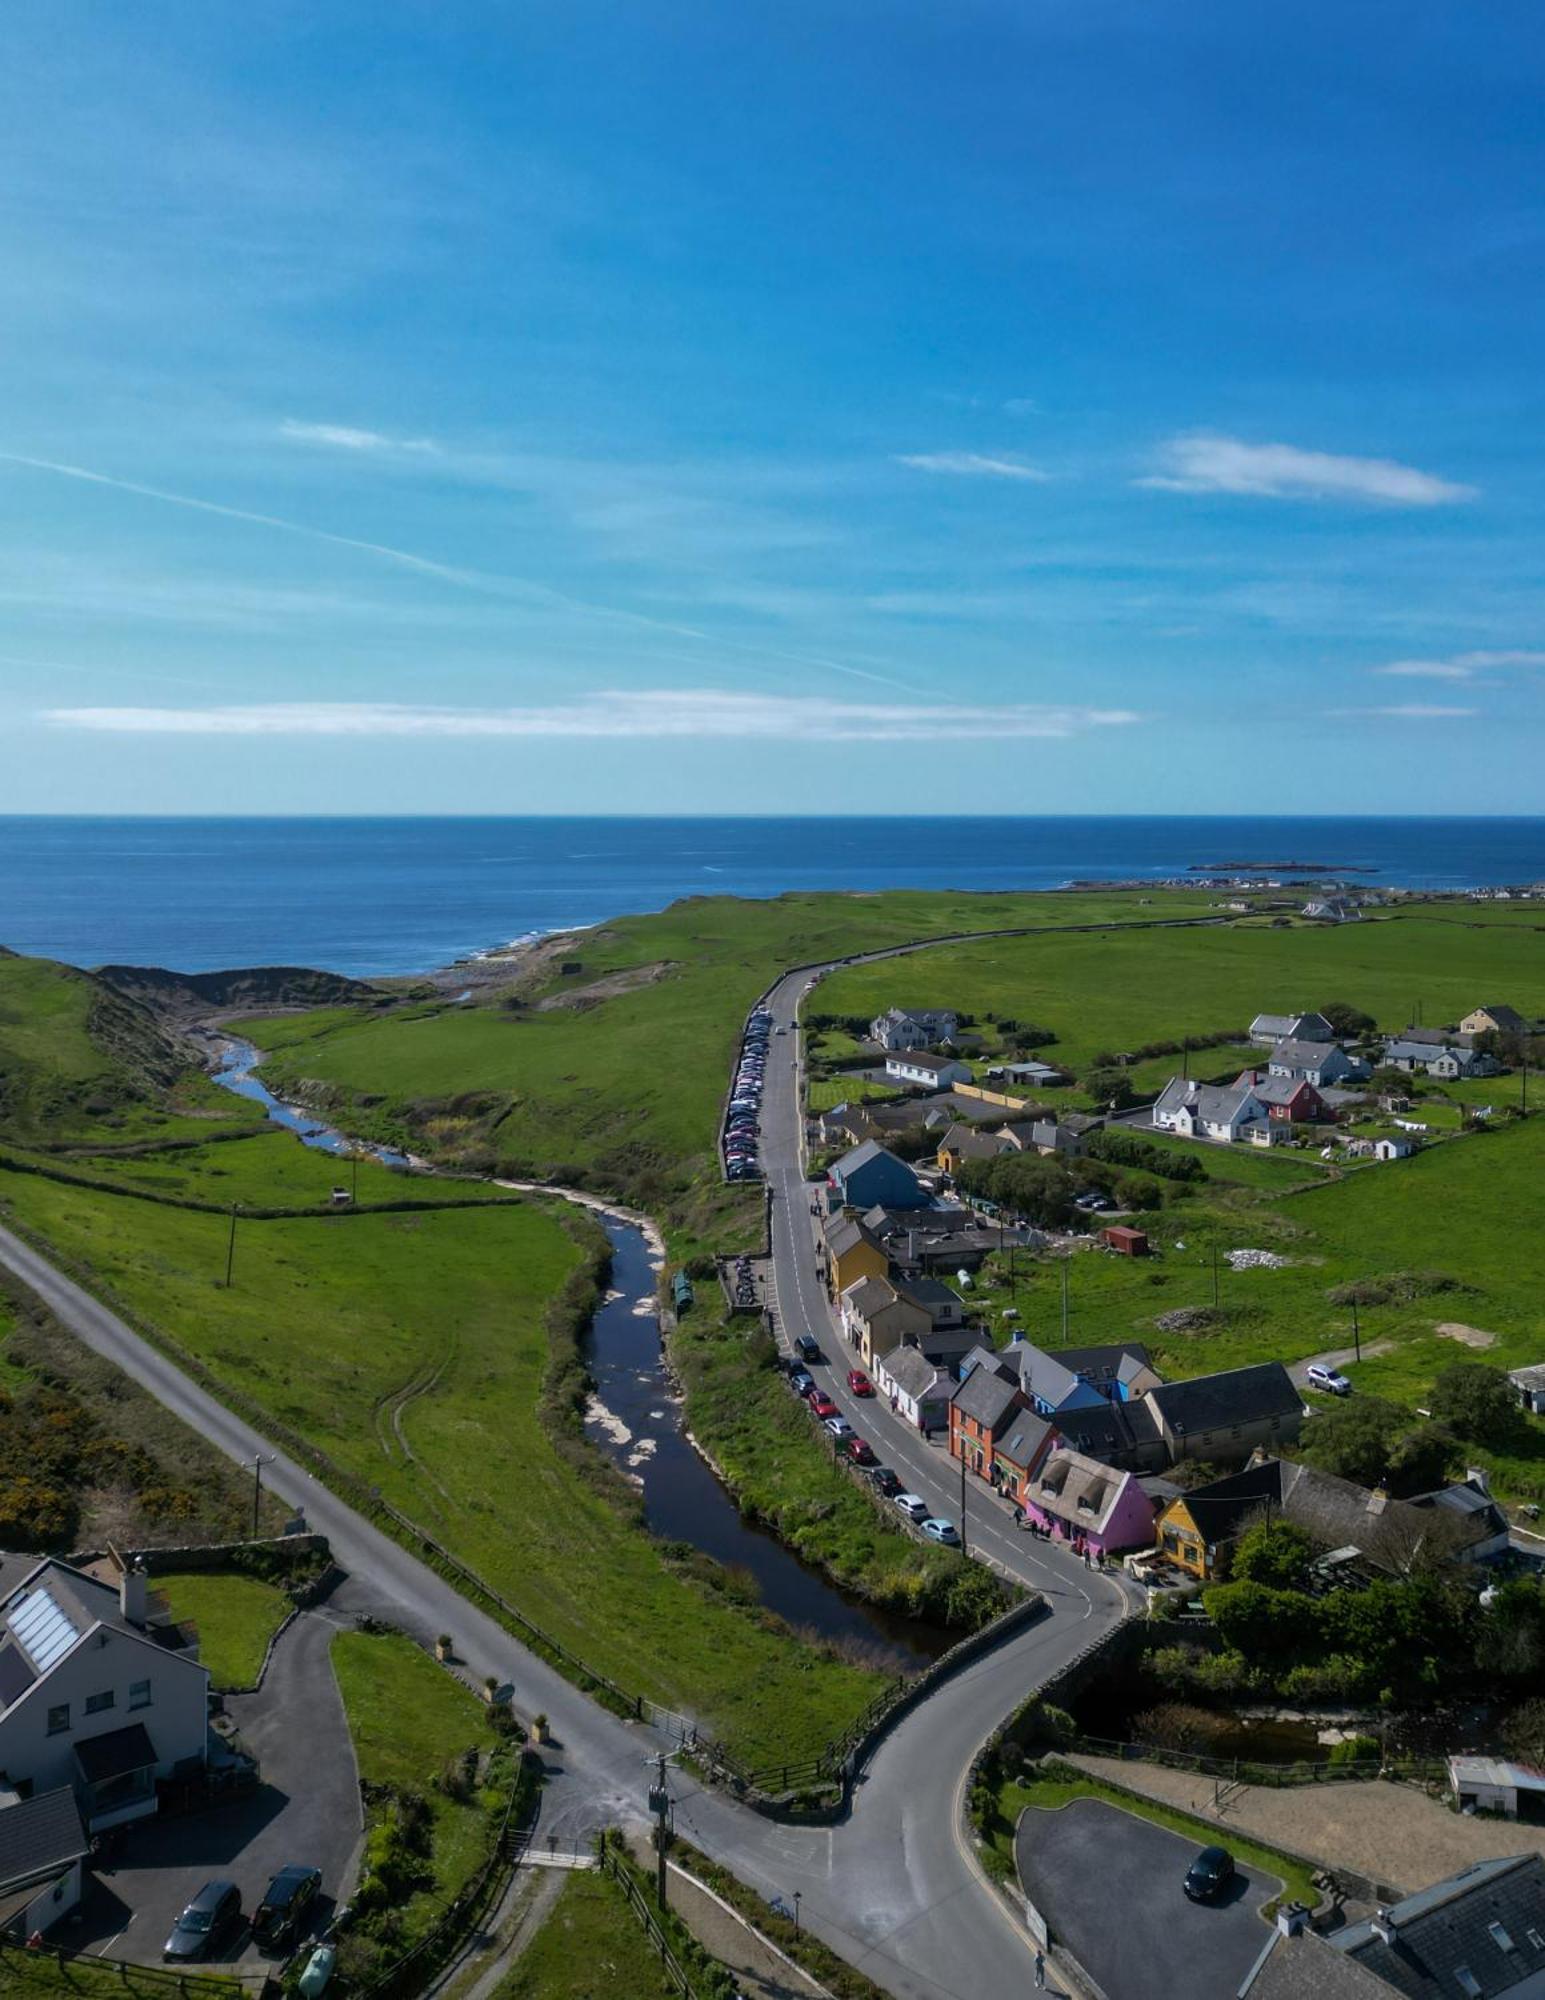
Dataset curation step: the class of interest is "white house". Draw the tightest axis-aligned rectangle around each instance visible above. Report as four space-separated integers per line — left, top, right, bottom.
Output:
1249 1011 1334 1049
1267 1038 1366 1088
1152 1077 1270 1144
1428 1046 1501 1081
869 1007 958 1052
0 1555 209 1832
1373 1135 1417 1161
873 1346 953 1432
884 1050 972 1090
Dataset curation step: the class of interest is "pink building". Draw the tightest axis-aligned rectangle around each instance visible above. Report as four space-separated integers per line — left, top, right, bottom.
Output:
1019 1445 1156 1559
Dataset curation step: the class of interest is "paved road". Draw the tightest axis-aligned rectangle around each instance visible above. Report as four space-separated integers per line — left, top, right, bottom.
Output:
1016 1797 1280 2000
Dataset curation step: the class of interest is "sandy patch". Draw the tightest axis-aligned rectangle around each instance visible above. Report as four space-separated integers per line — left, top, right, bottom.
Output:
535 960 675 1011
1436 1321 1499 1349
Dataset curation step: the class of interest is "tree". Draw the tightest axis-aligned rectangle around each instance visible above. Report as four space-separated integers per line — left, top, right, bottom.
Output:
1321 1000 1377 1037
1204 1579 1321 1656
1083 1067 1135 1111
1295 1396 1410 1488
1428 1362 1529 1449
1479 1578 1545 1681
1231 1519 1315 1591
1501 1698 1545 1766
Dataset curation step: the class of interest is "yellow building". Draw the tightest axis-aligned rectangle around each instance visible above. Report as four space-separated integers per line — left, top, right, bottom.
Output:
822 1215 888 1299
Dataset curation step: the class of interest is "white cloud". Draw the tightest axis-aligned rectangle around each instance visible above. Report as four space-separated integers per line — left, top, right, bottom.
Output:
895 452 1050 482
280 419 438 453
1369 704 1477 719
1372 649 1545 680
1139 433 1474 506
43 691 1139 744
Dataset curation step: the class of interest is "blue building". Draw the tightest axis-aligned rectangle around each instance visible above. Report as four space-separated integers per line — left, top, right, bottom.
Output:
827 1140 927 1212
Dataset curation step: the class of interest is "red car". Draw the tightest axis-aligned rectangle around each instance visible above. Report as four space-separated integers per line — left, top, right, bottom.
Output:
809 1394 839 1421
847 1369 875 1397
844 1437 877 1466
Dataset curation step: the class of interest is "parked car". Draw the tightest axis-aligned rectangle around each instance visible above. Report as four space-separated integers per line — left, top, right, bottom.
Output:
844 1437 876 1465
893 1493 930 1522
787 1369 814 1396
165 1880 244 1963
1183 1846 1235 1903
794 1334 822 1364
921 1518 961 1546
824 1415 855 1441
254 1865 322 1950
846 1369 874 1397
809 1394 839 1420
867 1466 902 1496
1306 1363 1352 1396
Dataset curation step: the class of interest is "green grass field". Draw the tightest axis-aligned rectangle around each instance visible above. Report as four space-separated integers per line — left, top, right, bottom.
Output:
492 1870 678 2000
0 1137 880 1761
153 1571 291 1690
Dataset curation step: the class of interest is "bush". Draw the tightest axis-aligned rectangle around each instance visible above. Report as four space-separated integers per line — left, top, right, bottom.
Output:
1428 1362 1530 1449
1328 1734 1381 1766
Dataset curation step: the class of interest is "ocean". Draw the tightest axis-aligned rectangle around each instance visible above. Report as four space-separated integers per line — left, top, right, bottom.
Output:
1 815 1543 978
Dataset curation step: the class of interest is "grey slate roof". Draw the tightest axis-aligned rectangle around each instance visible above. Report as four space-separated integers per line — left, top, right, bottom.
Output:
1147 1362 1303 1438
842 1275 904 1319
0 1787 89 1892
1251 1010 1334 1043
995 1411 1054 1471
1270 1037 1343 1071
1052 1397 1161 1465
1241 1930 1395 2000
951 1367 1024 1432
1338 1853 1545 1999
876 1346 951 1400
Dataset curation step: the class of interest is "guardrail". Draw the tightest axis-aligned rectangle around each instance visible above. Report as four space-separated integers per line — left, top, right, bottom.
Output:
1071 1734 1445 1789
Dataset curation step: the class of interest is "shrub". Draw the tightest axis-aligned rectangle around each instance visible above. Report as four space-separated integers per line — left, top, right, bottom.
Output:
1328 1734 1381 1766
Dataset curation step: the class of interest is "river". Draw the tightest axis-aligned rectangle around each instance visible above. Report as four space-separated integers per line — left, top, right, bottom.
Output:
210 1039 949 1671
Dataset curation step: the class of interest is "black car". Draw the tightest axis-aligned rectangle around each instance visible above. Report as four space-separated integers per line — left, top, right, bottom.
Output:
165 1879 243 1962
1183 1846 1235 1903
867 1466 902 1496
253 1864 322 1949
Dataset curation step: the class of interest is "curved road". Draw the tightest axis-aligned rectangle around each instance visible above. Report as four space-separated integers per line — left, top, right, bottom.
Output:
0 944 1132 2000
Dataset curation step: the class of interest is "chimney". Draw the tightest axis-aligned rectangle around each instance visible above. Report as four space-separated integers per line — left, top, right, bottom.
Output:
1467 1466 1491 1496
1371 1909 1398 1947
119 1559 148 1628
1276 1903 1309 1939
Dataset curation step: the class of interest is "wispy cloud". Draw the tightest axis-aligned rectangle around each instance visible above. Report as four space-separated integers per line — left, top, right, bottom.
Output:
1367 703 1478 719
43 692 1139 743
280 419 439 453
1372 649 1545 680
1139 433 1475 507
896 452 1050 482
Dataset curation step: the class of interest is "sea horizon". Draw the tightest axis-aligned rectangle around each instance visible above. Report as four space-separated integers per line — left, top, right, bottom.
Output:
3 813 1543 979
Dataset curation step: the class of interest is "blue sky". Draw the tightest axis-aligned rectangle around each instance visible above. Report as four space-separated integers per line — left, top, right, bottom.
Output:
2 1 1543 813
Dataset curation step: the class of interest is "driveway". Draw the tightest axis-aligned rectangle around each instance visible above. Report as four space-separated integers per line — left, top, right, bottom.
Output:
1016 1797 1280 2000
73 1610 362 1967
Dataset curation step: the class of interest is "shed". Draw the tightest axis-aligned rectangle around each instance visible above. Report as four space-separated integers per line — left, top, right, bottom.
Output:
1510 1364 1545 1417
1447 1756 1545 1820
1101 1225 1149 1257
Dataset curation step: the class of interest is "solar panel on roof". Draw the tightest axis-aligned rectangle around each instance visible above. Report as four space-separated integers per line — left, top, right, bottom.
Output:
8 1588 80 1672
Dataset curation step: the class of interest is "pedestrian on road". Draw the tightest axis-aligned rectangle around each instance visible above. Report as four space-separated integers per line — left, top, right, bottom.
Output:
1035 1947 1046 1988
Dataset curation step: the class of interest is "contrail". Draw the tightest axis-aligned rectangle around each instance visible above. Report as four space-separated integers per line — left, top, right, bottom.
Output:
0 451 922 694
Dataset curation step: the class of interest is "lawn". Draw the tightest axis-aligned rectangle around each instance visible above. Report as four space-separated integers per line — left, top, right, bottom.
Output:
0 1153 882 1763
981 1762 1318 1916
492 1870 678 2000
331 1628 506 1966
153 1571 291 1690
0 1955 243 1997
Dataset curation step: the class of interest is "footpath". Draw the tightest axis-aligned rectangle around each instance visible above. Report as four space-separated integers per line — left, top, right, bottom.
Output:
1066 1751 1545 1896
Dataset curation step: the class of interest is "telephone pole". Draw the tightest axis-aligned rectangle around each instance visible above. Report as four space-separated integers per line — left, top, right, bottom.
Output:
1211 1243 1220 1309
648 1753 670 1909
959 1445 968 1557
224 1203 239 1288
1060 1257 1069 1342
1351 1296 1361 1364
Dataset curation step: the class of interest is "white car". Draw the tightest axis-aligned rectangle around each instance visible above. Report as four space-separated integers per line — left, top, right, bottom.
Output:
1306 1363 1352 1396
892 1492 930 1522
824 1415 855 1441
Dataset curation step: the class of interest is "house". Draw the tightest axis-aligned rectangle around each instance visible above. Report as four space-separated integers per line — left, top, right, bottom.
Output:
827 1141 927 1211
1241 1855 1545 2000
0 1787 90 1940
873 1346 954 1432
990 1413 1056 1505
1052 1396 1165 1473
935 1123 1013 1175
862 1204 1039 1277
1024 1117 1101 1158
1302 898 1360 922
1407 1473 1511 1562
821 1214 890 1299
1154 1457 1492 1580
1020 1447 1156 1557
1249 1011 1335 1049
884 1050 972 1090
948 1366 1030 1482
1143 1363 1304 1466
1460 1004 1527 1037
840 1276 931 1367
985 1060 1066 1087
1268 1039 1366 1088
1152 1076 1270 1144
1447 1760 1545 1822
1373 1135 1416 1161
1509 1363 1545 1416
816 1103 881 1151
869 1006 959 1052
0 1553 209 1832
1236 1069 1331 1124
1428 1044 1501 1080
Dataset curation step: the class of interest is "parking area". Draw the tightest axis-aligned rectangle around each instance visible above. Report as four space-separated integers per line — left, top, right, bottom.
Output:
1016 1797 1280 2000
72 1611 362 1968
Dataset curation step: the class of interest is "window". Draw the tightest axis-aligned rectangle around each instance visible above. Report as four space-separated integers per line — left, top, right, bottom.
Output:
46 1703 69 1735
85 1689 114 1715
128 1680 151 1710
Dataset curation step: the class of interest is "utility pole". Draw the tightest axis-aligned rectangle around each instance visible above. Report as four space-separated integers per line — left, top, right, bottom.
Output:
1211 1243 1220 1310
959 1445 968 1557
251 1453 268 1537
224 1203 239 1288
1060 1257 1069 1342
1351 1296 1361 1364
649 1752 670 1909
352 1150 359 1203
